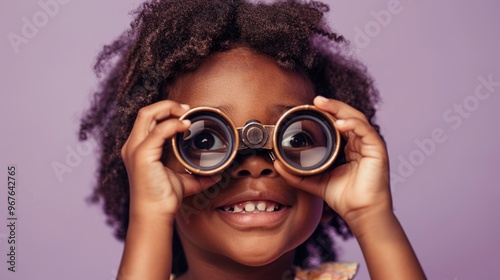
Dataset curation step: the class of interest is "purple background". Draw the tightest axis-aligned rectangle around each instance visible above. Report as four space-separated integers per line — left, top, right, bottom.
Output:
1 0 499 279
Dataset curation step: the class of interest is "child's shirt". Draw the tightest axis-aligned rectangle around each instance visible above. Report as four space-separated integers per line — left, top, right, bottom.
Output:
294 262 358 280
169 262 358 279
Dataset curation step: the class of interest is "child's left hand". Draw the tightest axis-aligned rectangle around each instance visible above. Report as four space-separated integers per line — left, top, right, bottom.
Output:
275 95 392 228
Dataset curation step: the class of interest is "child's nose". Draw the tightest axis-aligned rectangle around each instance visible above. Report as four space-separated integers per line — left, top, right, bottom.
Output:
229 150 277 178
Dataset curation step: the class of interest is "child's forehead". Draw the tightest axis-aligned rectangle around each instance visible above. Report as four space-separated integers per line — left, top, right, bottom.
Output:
194 47 284 75
167 47 314 105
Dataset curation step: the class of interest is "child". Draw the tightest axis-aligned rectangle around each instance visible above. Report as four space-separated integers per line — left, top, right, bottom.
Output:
80 0 426 279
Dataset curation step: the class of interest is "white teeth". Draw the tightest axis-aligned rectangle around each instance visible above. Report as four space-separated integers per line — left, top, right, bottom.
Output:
257 201 266 211
234 205 243 213
244 203 256 212
222 201 283 213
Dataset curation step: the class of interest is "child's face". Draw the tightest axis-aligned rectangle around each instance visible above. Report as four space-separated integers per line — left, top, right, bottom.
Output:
166 47 324 266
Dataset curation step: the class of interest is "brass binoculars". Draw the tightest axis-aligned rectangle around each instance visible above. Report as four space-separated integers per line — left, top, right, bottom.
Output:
172 105 340 176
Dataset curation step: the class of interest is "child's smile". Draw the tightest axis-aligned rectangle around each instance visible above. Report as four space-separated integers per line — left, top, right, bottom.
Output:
165 47 324 266
220 200 283 214
213 180 295 230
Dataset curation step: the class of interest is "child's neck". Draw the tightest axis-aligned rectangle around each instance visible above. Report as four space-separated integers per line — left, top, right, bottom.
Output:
177 250 296 280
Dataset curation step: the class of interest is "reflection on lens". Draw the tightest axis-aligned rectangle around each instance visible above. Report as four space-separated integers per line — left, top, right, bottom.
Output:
176 113 236 173
277 111 336 172
174 105 338 176
183 121 227 152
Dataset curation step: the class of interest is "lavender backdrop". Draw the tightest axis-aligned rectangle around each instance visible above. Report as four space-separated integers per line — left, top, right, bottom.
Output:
1 1 499 279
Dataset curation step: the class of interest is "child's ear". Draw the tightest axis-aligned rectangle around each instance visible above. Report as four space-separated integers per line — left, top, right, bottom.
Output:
321 202 335 223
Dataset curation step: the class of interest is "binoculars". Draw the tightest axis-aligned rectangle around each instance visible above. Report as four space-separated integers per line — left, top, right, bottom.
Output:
172 105 340 176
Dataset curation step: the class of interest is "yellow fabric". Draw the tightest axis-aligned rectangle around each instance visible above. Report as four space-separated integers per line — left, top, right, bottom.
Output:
294 262 358 280
170 262 358 279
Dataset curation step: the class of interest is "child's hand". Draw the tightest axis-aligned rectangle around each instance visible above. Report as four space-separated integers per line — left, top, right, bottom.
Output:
277 96 426 279
121 101 220 219
275 96 391 228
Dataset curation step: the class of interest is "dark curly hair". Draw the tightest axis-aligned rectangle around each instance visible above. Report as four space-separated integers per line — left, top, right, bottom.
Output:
79 0 380 275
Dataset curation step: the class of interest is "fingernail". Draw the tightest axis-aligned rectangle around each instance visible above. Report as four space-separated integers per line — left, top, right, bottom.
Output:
335 119 345 126
315 95 328 103
180 104 190 110
182 119 191 126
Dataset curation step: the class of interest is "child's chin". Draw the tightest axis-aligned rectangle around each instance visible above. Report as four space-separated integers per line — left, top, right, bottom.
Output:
231 252 284 267
226 244 294 267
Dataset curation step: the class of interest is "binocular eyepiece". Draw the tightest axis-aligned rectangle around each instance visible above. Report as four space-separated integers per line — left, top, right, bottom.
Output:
172 105 340 176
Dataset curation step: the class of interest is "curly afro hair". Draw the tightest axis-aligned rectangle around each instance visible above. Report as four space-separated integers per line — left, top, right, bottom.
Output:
79 0 380 275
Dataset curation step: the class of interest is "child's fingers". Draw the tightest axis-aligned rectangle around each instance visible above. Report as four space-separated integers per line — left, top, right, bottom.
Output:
122 101 190 158
126 101 190 146
335 117 379 143
313 96 385 155
313 95 367 121
130 118 191 163
335 117 386 159
136 100 190 124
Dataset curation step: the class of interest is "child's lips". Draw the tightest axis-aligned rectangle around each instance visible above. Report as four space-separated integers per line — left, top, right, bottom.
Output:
214 189 295 229
217 204 290 230
214 188 294 211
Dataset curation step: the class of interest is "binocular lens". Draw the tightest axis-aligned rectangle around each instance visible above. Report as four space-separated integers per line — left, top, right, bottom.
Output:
276 112 335 172
175 112 237 173
173 105 339 175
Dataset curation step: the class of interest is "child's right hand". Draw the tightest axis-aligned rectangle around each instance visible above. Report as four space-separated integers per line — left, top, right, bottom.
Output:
120 101 220 219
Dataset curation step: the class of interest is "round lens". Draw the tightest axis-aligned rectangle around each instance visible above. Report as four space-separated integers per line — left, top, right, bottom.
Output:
173 109 237 175
275 107 339 175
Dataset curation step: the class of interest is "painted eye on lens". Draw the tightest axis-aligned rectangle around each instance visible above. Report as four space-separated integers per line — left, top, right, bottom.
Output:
282 132 314 148
190 131 226 151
